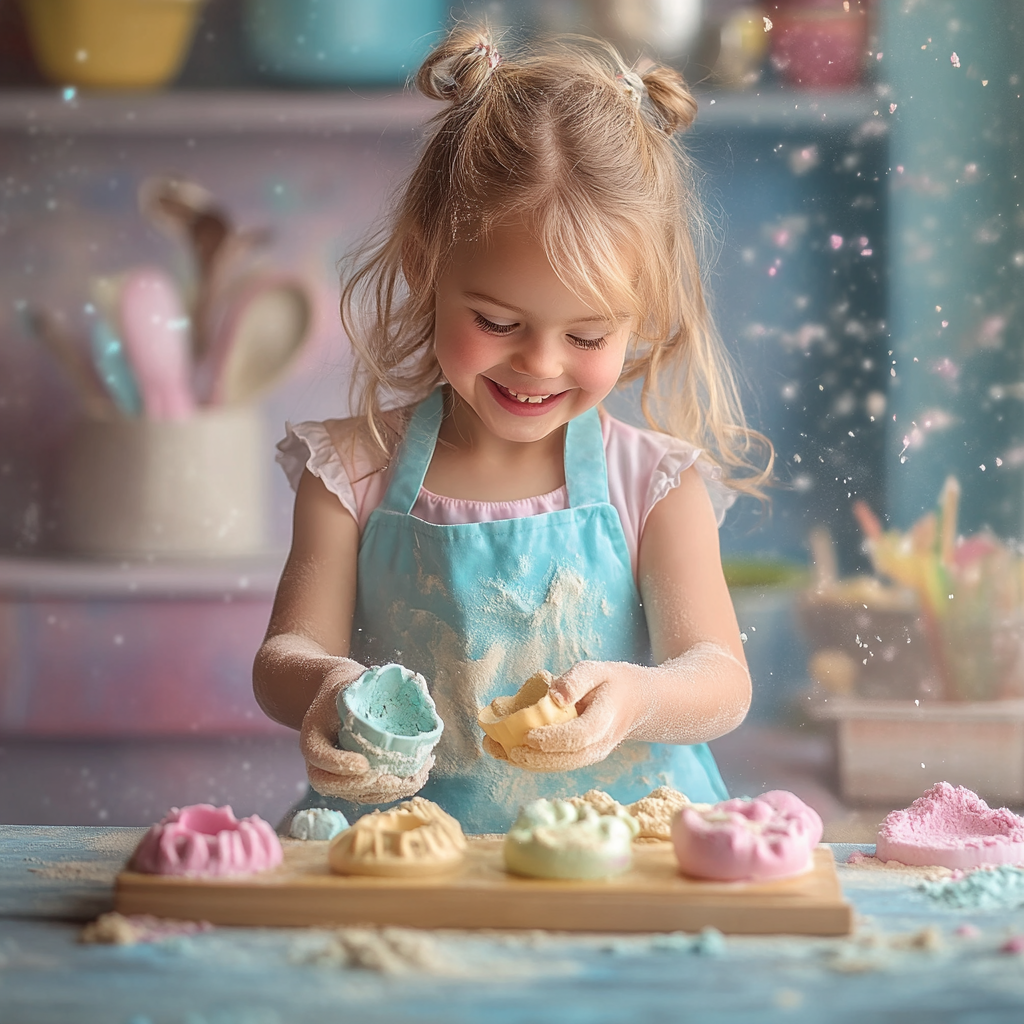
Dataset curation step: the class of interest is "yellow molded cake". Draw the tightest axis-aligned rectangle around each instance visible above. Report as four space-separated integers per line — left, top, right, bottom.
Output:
328 797 466 878
477 670 578 756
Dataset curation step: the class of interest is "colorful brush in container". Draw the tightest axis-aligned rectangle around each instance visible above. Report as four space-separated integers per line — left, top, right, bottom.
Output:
337 663 443 777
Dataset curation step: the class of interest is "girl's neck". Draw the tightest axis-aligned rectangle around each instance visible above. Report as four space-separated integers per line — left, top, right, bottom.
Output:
422 391 567 502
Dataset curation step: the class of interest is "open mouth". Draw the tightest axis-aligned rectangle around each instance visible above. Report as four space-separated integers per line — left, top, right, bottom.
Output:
488 379 565 414
501 385 551 404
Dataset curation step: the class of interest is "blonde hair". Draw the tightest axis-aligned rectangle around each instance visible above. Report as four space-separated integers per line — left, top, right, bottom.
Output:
341 26 772 497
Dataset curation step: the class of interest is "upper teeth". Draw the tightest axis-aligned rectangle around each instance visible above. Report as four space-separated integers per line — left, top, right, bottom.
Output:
507 388 549 404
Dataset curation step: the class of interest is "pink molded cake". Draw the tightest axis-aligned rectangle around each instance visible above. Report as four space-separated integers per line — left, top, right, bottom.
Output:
875 782 1024 870
131 804 283 877
671 790 824 882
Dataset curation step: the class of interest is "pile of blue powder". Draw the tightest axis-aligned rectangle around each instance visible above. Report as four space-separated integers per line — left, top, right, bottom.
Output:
920 866 1024 910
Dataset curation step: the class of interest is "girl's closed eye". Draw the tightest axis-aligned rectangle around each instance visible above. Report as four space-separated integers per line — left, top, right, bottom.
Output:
568 333 608 351
473 312 517 335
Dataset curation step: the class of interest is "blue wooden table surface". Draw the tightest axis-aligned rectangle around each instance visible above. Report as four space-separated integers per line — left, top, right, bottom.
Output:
3 826 1024 1024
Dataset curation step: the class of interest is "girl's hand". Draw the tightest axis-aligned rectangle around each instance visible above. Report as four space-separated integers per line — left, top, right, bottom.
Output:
506 660 641 773
300 660 433 803
506 644 751 773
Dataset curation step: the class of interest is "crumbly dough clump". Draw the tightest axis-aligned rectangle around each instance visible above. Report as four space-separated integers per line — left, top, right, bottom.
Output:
570 786 703 840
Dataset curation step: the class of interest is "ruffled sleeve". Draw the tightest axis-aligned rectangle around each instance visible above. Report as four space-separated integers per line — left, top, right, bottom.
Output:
602 414 737 579
647 443 737 529
275 420 360 524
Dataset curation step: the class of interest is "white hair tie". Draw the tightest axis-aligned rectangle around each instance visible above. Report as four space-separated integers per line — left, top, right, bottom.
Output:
472 40 501 71
616 69 645 107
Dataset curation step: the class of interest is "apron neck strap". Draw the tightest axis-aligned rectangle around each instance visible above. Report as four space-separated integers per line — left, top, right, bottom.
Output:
378 388 444 514
564 406 609 507
378 389 610 514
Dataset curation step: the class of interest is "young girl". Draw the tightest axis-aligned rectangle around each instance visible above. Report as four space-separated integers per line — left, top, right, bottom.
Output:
253 27 771 835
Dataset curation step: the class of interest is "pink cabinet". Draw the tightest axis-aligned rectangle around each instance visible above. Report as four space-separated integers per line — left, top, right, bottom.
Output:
0 557 290 737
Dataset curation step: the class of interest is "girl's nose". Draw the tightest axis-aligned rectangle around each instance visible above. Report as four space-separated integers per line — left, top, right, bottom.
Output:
509 330 562 380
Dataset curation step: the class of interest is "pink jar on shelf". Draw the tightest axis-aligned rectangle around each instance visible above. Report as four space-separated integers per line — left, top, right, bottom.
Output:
769 0 872 89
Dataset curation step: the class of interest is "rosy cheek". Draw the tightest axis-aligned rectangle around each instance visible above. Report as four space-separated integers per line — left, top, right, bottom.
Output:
573 349 626 393
436 321 490 376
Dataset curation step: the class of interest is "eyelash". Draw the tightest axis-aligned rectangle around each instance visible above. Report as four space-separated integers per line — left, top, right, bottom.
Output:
473 313 608 351
474 313 516 335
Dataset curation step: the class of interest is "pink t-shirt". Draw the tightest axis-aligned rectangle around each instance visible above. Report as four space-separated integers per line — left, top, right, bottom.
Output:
277 410 734 580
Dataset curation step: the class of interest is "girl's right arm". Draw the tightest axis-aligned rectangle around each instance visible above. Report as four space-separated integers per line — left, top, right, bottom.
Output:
253 469 432 803
253 468 361 730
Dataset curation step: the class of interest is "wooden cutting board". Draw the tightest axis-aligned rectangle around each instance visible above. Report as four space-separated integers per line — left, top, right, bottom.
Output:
116 838 852 935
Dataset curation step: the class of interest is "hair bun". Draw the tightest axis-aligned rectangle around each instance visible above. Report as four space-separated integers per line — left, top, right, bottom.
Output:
416 27 500 105
641 65 698 135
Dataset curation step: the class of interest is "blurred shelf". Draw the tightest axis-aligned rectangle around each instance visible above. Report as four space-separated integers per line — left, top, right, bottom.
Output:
0 89 434 136
0 553 286 600
0 87 880 137
807 695 1024 721
693 88 880 131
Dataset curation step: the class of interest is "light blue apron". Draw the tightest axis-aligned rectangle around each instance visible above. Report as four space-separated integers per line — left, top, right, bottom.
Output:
290 388 727 834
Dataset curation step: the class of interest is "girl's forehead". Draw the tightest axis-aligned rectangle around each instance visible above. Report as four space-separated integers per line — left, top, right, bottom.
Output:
447 221 641 314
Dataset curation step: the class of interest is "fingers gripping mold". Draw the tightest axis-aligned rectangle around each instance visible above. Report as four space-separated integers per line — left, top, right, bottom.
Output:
338 663 444 777
504 798 640 879
478 670 578 757
289 808 350 841
671 790 823 882
131 805 283 877
328 797 467 877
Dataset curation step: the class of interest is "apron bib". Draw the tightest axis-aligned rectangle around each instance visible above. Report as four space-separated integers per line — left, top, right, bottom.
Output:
291 389 727 834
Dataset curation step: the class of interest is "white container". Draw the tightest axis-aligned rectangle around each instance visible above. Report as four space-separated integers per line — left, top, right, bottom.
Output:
809 696 1024 805
55 408 268 558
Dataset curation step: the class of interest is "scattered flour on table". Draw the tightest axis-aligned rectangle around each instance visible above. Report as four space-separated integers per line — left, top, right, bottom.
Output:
846 851 958 882
290 926 732 976
824 926 945 973
291 927 584 978
80 912 213 945
82 830 145 856
27 860 119 882
919 865 1024 910
294 927 456 976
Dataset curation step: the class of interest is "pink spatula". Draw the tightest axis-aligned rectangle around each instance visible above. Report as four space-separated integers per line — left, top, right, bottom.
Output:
118 267 195 420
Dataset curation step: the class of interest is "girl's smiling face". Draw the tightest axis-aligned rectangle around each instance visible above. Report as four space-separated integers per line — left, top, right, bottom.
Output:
433 222 634 446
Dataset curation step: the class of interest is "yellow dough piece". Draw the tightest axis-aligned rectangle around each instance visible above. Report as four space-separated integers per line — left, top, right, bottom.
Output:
328 797 467 878
477 670 578 757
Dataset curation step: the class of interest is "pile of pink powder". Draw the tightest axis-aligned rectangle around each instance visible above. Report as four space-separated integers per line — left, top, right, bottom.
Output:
876 782 1024 870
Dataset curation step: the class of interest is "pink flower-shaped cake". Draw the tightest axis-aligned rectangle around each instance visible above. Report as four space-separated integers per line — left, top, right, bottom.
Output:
671 790 824 882
131 804 283 877
875 782 1024 870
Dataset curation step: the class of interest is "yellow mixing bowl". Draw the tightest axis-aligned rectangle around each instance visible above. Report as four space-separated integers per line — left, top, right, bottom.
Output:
19 0 205 89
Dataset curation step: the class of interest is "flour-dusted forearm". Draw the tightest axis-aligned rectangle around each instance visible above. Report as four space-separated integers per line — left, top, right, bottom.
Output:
252 632 359 730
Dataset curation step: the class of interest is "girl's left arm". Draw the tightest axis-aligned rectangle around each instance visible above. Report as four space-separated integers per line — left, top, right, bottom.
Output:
506 465 751 771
